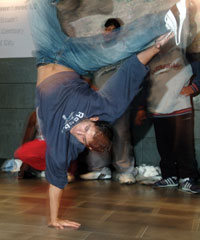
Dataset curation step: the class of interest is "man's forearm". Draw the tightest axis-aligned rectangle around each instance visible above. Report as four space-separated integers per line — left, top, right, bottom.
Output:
48 183 81 229
137 32 174 65
49 184 63 223
137 45 160 66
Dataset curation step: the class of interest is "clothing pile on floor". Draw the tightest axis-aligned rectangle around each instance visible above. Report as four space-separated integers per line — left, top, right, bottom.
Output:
1 158 45 178
1 158 22 172
135 164 161 185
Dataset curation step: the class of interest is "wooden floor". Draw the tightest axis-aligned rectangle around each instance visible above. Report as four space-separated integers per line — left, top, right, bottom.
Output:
1 172 200 240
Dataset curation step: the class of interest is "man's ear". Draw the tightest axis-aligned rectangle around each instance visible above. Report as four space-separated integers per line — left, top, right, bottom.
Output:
89 116 99 121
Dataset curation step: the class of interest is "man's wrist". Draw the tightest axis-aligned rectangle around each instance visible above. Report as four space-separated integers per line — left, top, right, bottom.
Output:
153 44 161 53
154 42 161 50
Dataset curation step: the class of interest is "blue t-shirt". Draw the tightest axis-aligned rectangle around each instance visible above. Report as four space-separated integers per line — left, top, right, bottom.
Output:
36 54 149 189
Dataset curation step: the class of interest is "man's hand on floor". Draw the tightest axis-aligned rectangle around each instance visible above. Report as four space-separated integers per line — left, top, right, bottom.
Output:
48 218 81 230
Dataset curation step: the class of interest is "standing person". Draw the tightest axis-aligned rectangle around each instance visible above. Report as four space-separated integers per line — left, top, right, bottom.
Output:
28 0 187 229
14 111 46 178
151 44 200 193
80 18 136 184
135 39 200 193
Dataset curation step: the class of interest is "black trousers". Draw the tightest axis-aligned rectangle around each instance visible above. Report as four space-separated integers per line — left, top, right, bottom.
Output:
153 113 199 179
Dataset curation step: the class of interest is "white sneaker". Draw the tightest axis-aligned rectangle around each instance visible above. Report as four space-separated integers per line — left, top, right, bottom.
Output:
115 173 136 185
165 0 187 45
40 171 46 178
80 167 111 180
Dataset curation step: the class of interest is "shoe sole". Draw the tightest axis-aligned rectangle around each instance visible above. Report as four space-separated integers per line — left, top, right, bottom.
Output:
98 174 112 180
165 10 178 45
80 174 111 180
173 0 187 45
165 0 187 45
178 188 199 194
153 184 178 188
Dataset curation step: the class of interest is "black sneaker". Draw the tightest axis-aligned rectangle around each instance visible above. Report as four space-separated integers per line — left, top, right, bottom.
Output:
153 177 178 188
179 178 200 194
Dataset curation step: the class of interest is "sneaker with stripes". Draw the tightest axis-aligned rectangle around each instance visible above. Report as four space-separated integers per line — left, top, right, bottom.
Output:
179 178 200 194
153 177 178 188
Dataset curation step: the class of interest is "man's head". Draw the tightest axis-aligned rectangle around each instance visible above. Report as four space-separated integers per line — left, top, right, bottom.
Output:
103 18 121 42
70 117 113 152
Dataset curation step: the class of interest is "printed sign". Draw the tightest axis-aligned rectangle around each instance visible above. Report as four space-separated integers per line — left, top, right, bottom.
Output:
0 0 35 58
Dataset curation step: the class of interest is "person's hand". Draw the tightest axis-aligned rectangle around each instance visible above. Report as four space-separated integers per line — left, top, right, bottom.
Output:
91 84 99 91
134 109 146 126
48 218 81 230
180 85 195 96
155 32 174 49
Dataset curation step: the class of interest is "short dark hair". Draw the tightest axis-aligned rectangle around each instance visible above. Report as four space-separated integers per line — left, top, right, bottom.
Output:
104 18 121 29
87 120 113 152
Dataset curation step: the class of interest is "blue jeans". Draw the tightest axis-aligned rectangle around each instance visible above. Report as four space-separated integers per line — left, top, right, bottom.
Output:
29 0 168 75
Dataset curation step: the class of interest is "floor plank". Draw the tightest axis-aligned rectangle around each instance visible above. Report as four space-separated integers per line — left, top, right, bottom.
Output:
0 172 200 240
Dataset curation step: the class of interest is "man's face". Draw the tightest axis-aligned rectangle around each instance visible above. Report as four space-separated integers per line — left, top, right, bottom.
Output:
70 118 99 149
103 24 117 42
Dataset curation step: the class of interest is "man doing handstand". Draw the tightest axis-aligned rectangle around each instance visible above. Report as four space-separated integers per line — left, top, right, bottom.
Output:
29 0 188 230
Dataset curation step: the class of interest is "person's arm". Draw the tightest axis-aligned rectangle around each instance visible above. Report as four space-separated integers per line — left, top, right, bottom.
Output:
137 32 174 65
134 74 150 126
180 84 195 96
22 111 37 144
137 45 160 65
96 33 173 123
134 34 174 124
48 184 81 229
134 85 147 126
134 107 147 126
180 61 200 96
